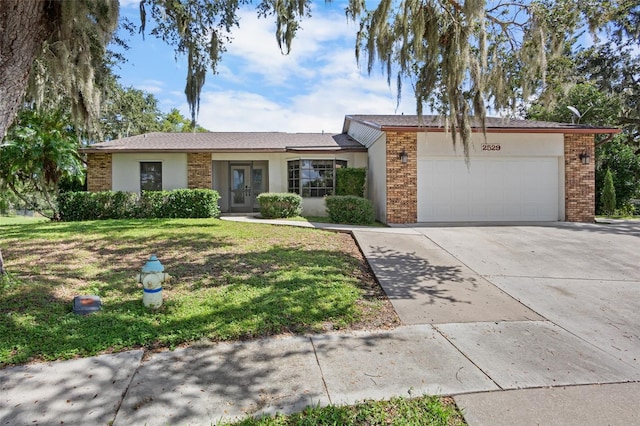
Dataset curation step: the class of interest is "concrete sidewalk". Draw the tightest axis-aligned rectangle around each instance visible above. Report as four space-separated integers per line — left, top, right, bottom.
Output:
2 218 639 425
2 326 498 425
3 326 639 425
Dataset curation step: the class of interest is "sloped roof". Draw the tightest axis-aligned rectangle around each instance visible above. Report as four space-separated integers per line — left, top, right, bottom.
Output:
82 132 366 153
345 115 620 134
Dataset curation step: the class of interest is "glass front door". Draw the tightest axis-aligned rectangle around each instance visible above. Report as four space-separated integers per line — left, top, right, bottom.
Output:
231 165 252 210
251 166 265 207
229 162 268 212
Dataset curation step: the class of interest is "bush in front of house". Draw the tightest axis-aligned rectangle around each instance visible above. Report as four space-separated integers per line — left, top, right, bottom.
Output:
58 189 221 221
138 189 221 219
137 191 169 218
325 195 375 225
336 167 367 197
58 191 132 221
165 189 221 218
58 191 94 221
256 193 302 218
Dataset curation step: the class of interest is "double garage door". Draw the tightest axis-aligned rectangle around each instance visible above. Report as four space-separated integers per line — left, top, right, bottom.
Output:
418 157 560 222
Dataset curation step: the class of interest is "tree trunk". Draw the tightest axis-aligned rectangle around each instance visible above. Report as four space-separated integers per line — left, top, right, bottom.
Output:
1 1 57 275
0 0 56 140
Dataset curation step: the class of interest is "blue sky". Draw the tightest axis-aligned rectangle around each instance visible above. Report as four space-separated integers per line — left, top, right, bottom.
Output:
115 0 415 133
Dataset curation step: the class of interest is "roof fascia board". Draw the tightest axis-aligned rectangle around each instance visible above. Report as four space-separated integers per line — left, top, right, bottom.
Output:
80 147 366 154
80 148 289 154
378 126 621 134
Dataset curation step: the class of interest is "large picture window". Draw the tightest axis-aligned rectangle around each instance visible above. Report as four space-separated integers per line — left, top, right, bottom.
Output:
140 162 162 191
287 159 347 197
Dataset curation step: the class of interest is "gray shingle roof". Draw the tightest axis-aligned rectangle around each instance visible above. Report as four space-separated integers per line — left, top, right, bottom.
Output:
82 132 366 153
346 115 620 133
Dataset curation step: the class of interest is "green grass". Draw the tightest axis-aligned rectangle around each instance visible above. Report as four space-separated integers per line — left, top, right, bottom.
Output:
222 395 466 425
0 215 49 226
596 214 640 219
0 218 382 366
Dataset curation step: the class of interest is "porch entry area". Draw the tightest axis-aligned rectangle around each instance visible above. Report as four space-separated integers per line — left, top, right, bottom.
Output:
212 160 268 213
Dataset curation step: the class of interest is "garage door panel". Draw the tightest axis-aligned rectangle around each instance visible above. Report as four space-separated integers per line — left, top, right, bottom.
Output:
418 157 559 222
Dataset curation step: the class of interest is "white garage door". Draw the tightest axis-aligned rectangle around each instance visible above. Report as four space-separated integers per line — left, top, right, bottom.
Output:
418 157 559 222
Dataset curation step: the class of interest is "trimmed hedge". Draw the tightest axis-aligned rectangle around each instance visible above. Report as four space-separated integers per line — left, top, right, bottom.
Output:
58 189 221 221
256 193 302 218
336 167 366 197
325 195 375 225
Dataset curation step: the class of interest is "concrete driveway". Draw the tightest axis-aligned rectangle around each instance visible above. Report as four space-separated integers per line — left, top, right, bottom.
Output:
353 221 640 424
411 221 640 368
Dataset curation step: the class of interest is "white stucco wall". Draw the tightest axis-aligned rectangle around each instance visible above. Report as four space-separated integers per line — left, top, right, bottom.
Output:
364 133 387 222
112 153 188 193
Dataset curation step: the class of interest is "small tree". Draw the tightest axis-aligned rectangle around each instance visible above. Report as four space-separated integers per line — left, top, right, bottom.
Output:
601 168 617 216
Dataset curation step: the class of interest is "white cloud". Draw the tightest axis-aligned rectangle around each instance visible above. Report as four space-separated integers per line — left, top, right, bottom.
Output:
135 79 165 94
219 6 356 86
126 2 421 133
193 5 417 133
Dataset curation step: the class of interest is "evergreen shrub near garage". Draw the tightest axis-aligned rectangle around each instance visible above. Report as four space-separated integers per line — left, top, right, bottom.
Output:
325 195 375 225
336 167 366 197
256 193 302 218
58 189 221 221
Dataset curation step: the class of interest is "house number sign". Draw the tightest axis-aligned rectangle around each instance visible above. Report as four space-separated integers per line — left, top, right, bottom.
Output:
481 144 501 151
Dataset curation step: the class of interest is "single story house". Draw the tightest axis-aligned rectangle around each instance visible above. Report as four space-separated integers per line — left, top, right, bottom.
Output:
82 114 619 224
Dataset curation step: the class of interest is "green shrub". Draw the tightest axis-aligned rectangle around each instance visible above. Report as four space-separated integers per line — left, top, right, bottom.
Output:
256 193 302 218
58 191 98 221
166 189 221 218
336 167 366 197
601 168 616 215
615 201 637 217
325 195 375 225
59 189 221 221
108 191 139 219
137 191 169 218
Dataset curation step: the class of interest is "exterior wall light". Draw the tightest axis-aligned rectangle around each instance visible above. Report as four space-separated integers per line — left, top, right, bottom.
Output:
399 149 408 164
579 150 590 165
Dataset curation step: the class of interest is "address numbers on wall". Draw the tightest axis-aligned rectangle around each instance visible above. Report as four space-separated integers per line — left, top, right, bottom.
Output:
481 144 501 151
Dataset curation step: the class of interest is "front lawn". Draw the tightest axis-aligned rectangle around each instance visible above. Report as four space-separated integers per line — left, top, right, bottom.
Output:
0 215 49 226
224 395 466 425
0 218 397 366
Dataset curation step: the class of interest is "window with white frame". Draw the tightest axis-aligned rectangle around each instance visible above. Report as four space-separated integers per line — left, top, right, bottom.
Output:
287 159 347 197
140 162 162 191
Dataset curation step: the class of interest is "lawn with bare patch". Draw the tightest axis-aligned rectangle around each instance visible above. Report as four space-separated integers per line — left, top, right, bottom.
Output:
0 218 399 366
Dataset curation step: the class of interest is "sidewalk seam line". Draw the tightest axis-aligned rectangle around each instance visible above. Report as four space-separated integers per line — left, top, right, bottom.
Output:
433 326 503 391
309 336 332 405
110 350 144 425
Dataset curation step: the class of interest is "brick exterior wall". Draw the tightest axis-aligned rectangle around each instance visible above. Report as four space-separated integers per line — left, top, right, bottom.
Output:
564 133 596 222
386 132 418 223
86 153 112 192
187 153 212 189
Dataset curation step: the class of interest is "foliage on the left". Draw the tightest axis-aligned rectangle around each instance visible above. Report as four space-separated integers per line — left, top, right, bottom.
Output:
0 108 84 220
